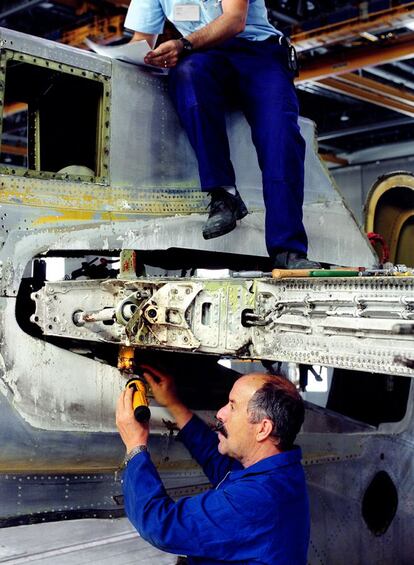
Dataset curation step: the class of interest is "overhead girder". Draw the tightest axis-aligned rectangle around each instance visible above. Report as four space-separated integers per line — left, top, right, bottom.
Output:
3 102 27 117
0 0 43 20
297 34 414 83
319 153 348 166
296 32 414 118
0 144 26 156
317 116 413 142
60 14 125 46
315 72 414 118
291 2 414 52
365 66 414 93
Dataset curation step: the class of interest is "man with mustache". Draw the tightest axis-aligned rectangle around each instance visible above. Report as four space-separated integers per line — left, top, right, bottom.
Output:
116 367 310 564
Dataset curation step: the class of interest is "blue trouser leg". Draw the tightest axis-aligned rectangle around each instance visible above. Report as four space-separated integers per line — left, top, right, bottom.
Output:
168 39 308 256
229 41 308 255
168 52 237 190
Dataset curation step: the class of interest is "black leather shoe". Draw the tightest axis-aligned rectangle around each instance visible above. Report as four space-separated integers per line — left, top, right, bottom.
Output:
202 189 248 240
272 251 321 269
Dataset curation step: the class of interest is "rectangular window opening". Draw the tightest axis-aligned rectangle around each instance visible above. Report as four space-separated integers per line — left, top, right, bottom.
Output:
0 56 106 181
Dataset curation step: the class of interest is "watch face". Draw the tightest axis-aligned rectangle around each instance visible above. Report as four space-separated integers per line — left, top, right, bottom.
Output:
181 38 193 51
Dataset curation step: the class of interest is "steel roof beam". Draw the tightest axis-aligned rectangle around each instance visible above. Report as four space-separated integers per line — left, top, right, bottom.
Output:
317 117 414 141
392 61 414 76
268 9 299 25
332 72 414 107
315 73 414 118
291 3 414 52
365 67 414 92
60 14 125 46
0 144 26 156
297 34 414 83
0 0 43 19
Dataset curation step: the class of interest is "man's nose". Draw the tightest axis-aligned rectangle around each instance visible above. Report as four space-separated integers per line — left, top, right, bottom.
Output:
216 404 226 421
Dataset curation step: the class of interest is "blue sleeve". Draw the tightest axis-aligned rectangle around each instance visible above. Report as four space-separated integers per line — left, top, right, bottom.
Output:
124 0 165 34
123 451 271 560
176 415 242 486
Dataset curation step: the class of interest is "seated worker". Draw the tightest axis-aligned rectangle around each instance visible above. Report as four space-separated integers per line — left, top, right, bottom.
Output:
116 367 310 564
124 0 320 269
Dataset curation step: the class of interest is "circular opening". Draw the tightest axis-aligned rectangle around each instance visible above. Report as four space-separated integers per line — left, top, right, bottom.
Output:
362 470 398 536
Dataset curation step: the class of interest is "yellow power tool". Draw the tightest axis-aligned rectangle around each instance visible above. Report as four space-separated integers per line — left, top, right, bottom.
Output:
126 376 151 423
118 345 151 423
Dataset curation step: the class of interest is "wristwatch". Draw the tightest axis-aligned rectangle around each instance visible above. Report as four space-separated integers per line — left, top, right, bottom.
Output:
123 444 148 467
179 37 194 55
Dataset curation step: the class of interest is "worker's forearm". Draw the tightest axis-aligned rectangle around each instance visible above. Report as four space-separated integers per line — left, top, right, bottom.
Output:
166 402 193 429
131 30 157 48
186 13 246 49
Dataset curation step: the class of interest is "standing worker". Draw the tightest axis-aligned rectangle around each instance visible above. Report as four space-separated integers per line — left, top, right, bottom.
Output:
116 367 310 564
124 0 320 269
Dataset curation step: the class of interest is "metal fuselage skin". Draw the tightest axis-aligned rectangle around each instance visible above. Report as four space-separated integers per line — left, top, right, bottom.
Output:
0 27 413 564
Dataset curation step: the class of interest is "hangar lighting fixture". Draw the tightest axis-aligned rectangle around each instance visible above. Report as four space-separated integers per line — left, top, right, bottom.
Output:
360 31 379 42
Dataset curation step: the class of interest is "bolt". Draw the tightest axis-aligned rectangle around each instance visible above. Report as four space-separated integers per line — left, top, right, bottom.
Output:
147 308 157 319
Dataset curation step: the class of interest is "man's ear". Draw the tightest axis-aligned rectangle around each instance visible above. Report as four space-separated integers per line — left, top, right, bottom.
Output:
256 418 274 442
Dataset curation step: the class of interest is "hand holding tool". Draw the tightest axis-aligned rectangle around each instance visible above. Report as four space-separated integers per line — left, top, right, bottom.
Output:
126 376 151 423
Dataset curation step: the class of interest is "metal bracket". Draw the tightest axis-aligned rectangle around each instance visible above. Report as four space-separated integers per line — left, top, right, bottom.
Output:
127 281 203 349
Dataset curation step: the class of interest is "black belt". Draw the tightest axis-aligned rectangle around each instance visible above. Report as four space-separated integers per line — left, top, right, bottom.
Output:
266 34 288 46
267 34 299 76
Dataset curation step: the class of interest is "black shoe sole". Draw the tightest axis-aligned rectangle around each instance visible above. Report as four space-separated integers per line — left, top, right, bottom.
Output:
203 219 237 240
202 193 248 240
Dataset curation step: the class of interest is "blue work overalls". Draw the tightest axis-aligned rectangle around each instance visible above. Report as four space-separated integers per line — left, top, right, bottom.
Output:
123 415 310 564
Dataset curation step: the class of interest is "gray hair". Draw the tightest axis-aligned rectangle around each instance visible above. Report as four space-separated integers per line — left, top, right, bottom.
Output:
247 376 304 450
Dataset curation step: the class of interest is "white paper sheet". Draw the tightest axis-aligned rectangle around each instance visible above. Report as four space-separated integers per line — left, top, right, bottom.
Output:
85 38 163 70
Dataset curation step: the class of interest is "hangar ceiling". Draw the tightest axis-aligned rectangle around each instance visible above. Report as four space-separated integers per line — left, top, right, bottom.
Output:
1 0 414 166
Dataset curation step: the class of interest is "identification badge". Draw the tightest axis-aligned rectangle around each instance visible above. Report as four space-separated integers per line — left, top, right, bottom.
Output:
173 4 200 21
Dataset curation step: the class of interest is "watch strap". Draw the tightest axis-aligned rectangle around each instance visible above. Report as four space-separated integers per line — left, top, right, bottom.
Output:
179 37 194 54
123 444 148 467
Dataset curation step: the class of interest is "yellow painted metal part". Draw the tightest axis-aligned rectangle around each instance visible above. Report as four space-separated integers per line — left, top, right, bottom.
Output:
0 174 208 225
365 172 414 264
204 279 255 313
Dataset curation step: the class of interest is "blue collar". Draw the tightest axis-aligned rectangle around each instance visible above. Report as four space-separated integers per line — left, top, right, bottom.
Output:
229 446 302 479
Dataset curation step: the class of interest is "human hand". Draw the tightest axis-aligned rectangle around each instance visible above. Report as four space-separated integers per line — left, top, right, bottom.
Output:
116 386 149 452
144 39 183 68
141 365 193 429
140 364 180 408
